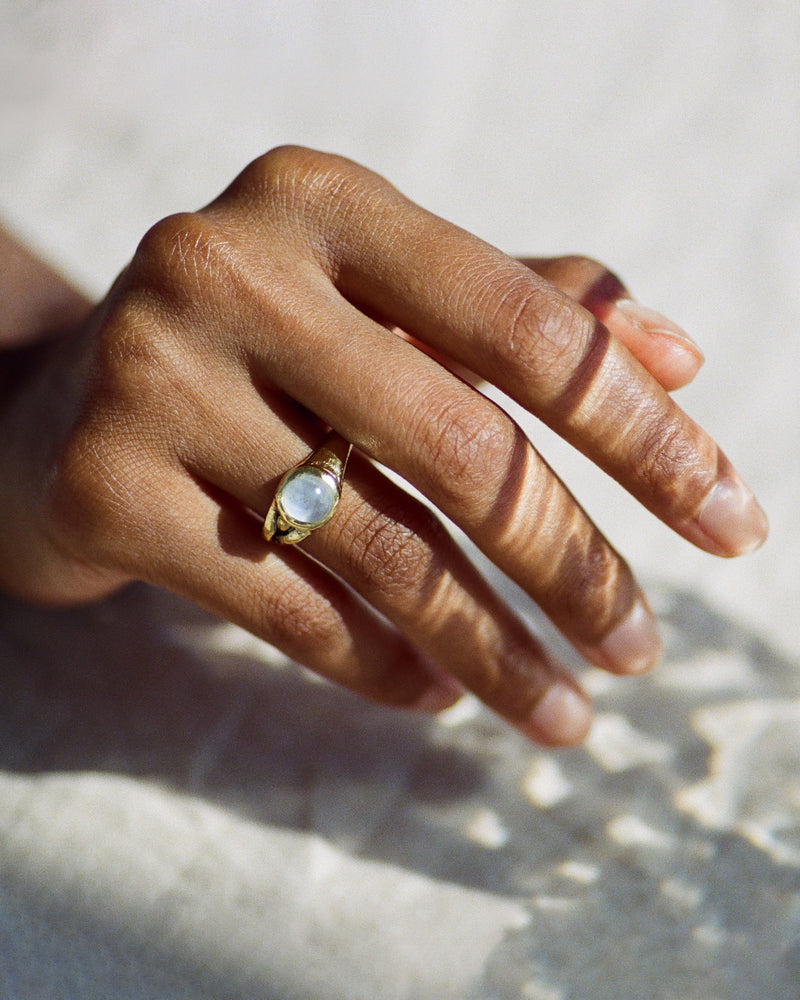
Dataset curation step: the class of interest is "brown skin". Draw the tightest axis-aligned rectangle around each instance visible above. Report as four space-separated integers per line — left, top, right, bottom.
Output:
0 147 767 746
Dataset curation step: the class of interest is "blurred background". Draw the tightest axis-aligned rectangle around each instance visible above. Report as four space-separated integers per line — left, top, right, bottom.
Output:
2 2 799 997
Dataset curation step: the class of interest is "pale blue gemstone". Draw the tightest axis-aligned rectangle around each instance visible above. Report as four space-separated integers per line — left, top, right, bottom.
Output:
278 467 339 527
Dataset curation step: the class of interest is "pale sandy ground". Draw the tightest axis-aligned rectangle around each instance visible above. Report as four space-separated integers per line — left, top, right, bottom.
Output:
1 3 799 998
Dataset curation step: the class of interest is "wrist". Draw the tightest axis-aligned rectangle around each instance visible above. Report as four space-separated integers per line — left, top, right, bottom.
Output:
0 332 125 604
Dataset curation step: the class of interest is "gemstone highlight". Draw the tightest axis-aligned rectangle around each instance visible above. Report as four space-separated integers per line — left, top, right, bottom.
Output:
277 467 339 527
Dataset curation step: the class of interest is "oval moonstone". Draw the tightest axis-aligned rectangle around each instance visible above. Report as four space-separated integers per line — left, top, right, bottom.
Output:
277 467 339 527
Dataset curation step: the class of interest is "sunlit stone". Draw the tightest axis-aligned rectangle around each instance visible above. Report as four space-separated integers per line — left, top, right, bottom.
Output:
277 467 339 527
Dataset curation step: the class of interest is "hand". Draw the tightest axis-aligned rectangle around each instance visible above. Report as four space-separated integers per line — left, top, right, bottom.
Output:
0 147 767 746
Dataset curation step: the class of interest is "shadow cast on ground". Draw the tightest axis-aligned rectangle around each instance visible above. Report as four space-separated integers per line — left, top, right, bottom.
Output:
1 579 799 998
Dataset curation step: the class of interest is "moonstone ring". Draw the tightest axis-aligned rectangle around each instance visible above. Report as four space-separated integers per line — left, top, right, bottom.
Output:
263 432 352 545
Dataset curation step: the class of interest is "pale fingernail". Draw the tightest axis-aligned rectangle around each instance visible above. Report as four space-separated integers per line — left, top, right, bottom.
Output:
697 473 769 556
528 682 593 746
615 299 704 361
597 598 662 675
412 673 465 714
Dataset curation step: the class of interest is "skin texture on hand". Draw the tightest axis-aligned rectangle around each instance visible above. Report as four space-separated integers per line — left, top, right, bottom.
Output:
0 147 768 747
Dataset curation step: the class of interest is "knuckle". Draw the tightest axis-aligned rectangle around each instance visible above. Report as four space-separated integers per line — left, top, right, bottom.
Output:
489 277 543 362
528 297 590 374
255 577 341 652
417 396 519 511
234 145 367 218
129 211 235 302
227 146 393 268
488 276 595 390
229 145 307 210
549 527 631 639
346 499 447 600
236 144 318 193
630 414 702 500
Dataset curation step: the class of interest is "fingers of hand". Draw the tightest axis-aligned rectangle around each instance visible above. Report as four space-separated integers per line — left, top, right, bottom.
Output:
147 481 459 711
50 146 768 749
179 350 658 688
99 148 762 664
49 418 463 714
53 328 591 746
142 147 767 558
186 423 593 746
193 278 659 676
225 150 765 557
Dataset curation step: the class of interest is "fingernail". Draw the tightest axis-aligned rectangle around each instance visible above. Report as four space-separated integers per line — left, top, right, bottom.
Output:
596 598 662 675
412 673 466 714
528 683 593 746
615 299 704 361
697 473 769 556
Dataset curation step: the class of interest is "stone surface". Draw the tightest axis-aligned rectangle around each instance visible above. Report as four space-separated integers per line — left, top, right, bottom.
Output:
278 468 339 527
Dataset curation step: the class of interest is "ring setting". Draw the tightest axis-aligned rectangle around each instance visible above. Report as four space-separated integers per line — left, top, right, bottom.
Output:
263 432 352 545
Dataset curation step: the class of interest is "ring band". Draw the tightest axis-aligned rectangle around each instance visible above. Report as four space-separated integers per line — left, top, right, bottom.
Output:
263 431 352 545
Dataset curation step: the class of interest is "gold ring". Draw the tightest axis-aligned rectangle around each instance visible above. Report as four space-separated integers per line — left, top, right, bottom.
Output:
263 431 352 545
